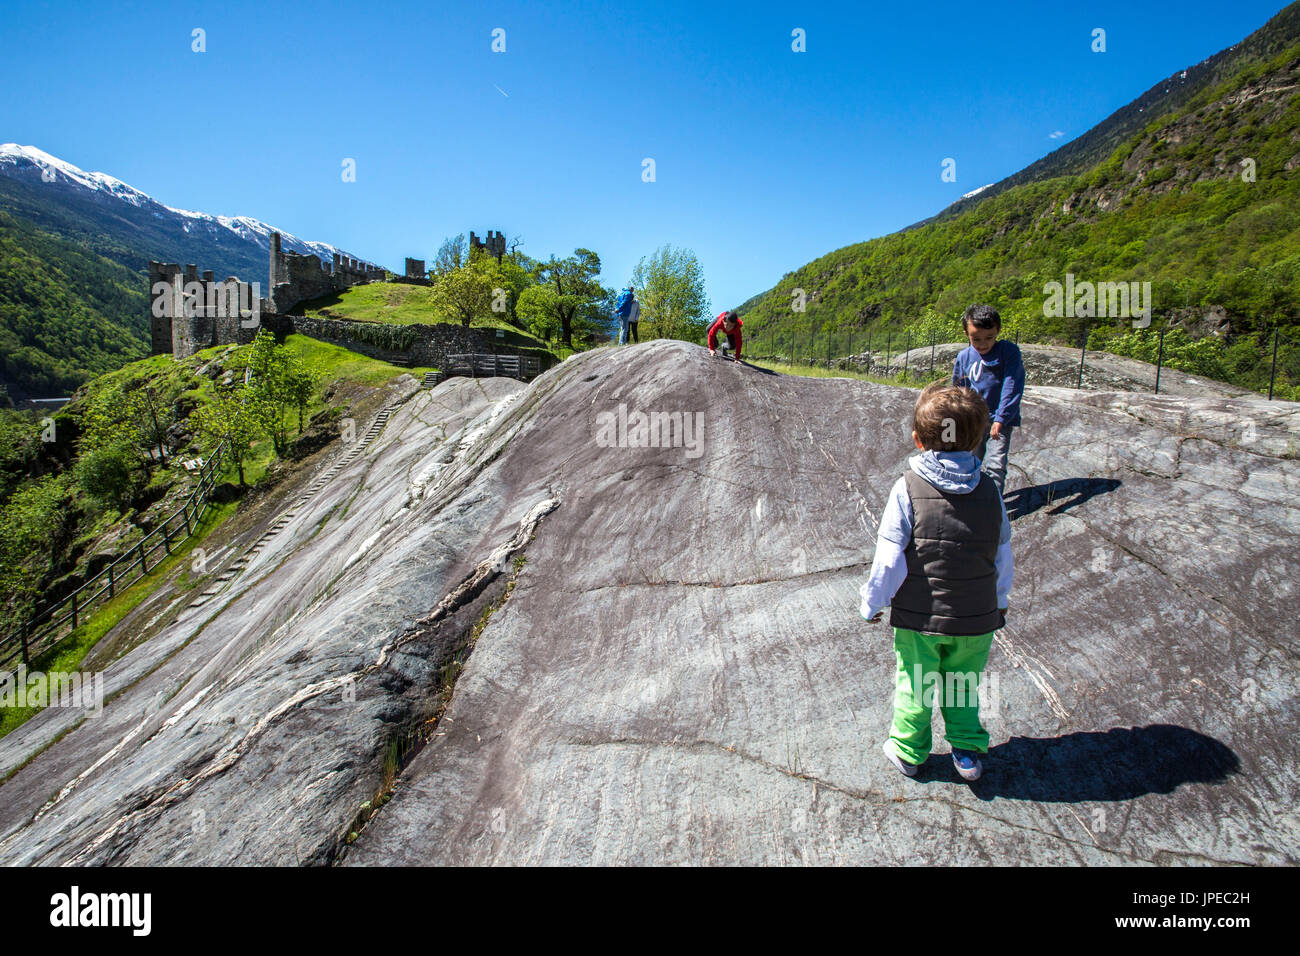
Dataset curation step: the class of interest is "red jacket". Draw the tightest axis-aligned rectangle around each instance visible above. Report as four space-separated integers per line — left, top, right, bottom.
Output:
707 313 742 357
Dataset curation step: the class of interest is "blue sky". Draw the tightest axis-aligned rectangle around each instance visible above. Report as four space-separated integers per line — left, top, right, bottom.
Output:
0 0 1289 311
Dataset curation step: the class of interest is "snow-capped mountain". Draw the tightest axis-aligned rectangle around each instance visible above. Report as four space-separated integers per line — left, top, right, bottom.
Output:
0 144 362 280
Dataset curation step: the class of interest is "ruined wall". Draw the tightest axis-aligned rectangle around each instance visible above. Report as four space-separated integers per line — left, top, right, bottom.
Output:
267 232 385 315
149 261 260 360
469 230 506 260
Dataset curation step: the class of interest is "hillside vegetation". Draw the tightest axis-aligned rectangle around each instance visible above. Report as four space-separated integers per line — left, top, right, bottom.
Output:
0 206 148 400
0 334 428 693
737 7 1300 388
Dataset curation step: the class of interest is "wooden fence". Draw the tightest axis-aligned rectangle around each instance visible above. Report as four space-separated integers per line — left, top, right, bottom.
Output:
0 440 229 670
442 353 548 381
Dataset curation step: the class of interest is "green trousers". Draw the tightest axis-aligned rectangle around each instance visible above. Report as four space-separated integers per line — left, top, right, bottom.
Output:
889 627 995 765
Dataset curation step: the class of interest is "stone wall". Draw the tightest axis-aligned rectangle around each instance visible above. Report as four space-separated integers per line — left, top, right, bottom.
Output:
469 230 506 260
267 231 385 315
149 262 260 360
282 315 556 372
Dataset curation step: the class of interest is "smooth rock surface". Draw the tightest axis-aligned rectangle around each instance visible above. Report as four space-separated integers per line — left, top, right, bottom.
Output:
2 340 1297 865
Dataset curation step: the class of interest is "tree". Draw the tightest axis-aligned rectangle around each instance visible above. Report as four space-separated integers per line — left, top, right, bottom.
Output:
191 387 266 486
526 249 610 347
631 245 712 343
76 443 141 510
0 473 72 632
285 358 317 434
432 234 468 276
242 329 295 454
76 381 169 506
81 383 151 456
240 329 317 451
494 249 540 328
430 253 502 328
516 285 563 343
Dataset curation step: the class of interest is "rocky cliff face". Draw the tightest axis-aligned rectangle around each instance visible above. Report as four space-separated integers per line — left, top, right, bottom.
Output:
1 340 1296 865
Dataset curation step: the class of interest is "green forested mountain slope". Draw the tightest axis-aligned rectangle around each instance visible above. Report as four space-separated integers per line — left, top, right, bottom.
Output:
0 208 148 401
737 5 1300 342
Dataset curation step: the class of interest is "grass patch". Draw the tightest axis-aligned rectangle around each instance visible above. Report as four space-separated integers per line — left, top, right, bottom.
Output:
299 284 555 351
280 334 434 388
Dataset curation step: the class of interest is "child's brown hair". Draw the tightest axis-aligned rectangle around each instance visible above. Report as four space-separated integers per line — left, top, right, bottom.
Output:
912 381 988 452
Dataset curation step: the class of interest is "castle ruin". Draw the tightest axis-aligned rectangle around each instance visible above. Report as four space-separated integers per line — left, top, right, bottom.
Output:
402 257 429 285
148 263 260 359
149 229 510 361
469 230 506 262
149 232 384 360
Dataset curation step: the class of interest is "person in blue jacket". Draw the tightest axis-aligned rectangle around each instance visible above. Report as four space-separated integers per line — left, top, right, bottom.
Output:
614 286 637 345
951 305 1024 496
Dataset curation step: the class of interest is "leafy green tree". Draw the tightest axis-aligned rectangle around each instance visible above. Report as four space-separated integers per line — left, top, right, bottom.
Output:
241 329 318 452
631 245 712 343
431 234 468 276
516 285 562 343
285 358 317 434
0 410 42 505
191 387 266 486
75 442 141 510
0 473 73 633
494 249 540 328
431 252 503 328
525 249 610 347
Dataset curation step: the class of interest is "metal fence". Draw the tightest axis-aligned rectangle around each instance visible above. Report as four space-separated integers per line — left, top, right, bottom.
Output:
0 440 229 670
741 324 1299 401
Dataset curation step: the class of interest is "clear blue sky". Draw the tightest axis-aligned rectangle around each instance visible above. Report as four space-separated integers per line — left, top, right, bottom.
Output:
1 0 1289 311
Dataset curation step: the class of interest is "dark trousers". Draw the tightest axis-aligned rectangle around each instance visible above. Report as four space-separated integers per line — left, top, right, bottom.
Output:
628 321 639 343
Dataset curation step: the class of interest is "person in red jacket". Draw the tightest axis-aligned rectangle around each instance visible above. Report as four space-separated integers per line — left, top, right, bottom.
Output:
707 311 743 361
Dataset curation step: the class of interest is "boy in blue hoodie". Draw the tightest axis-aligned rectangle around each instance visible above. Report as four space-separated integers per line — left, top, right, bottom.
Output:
951 305 1024 496
861 382 1013 782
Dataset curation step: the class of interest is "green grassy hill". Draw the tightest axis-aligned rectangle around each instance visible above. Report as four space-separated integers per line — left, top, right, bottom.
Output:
301 282 560 354
737 4 1300 349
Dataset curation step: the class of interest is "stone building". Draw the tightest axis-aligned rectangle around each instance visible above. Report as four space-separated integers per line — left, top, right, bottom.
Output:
149 232 385 360
469 230 506 261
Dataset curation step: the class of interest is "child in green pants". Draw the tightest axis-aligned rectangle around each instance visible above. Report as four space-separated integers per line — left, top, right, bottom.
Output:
859 382 1013 781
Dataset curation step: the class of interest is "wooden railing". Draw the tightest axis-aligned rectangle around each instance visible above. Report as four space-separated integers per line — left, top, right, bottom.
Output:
0 440 229 670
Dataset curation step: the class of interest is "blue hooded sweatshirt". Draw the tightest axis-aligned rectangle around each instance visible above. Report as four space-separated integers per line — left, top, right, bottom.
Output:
615 288 635 319
859 450 1013 620
952 339 1025 427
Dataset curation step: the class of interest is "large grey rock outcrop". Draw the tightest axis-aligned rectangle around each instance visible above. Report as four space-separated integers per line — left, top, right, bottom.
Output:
2 340 1296 865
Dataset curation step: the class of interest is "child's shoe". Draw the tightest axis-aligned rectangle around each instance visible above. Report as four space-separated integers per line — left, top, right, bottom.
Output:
882 740 920 777
951 748 983 781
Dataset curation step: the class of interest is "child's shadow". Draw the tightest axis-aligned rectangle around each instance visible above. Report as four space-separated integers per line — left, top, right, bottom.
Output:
1005 477 1121 520
920 725 1238 802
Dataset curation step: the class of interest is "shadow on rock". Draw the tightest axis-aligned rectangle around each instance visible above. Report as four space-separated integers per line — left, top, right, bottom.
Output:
917 725 1238 802
1005 477 1121 520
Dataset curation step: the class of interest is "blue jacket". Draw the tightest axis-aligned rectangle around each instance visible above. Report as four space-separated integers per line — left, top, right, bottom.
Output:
952 340 1025 427
615 288 635 319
